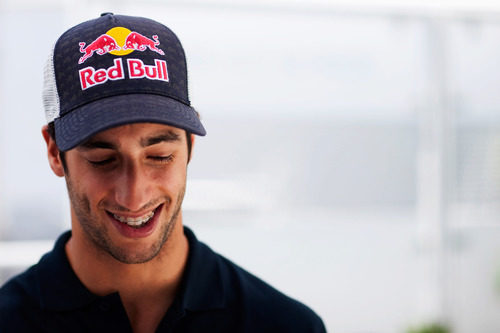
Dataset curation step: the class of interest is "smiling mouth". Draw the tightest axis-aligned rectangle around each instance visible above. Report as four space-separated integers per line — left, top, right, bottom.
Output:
107 204 162 229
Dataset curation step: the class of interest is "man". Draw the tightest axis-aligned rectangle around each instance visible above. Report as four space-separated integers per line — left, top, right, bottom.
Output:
0 13 325 332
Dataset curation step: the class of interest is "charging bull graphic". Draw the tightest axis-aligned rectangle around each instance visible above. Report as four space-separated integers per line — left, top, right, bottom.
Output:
78 34 121 64
78 29 164 64
122 32 165 55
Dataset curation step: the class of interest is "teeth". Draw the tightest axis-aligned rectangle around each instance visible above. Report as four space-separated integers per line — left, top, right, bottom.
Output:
113 211 155 227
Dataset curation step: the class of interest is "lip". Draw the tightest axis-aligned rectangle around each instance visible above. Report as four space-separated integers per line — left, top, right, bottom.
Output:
106 204 163 239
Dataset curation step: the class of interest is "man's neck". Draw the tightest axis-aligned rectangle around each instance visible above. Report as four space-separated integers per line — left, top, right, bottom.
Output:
65 218 189 333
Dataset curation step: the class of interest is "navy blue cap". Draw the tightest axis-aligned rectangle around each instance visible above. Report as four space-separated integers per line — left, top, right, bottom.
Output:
43 13 206 151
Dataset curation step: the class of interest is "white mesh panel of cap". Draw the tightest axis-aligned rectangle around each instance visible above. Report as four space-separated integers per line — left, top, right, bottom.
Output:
42 46 60 123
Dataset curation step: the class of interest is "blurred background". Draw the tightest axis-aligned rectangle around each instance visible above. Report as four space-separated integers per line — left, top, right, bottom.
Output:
1 0 500 332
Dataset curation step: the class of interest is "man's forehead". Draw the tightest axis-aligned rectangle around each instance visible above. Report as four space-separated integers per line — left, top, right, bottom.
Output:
77 123 184 150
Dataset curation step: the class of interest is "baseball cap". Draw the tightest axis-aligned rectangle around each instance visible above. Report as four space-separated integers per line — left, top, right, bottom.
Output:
43 13 206 151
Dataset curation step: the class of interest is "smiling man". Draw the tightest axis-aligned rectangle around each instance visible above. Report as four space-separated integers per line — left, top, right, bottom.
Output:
0 13 325 333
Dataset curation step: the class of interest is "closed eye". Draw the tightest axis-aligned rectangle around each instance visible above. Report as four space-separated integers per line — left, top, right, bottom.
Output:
88 158 115 166
148 155 173 162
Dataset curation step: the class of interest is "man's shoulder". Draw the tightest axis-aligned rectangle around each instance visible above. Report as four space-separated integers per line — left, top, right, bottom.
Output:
0 265 43 330
0 264 37 307
217 254 325 331
189 234 325 332
0 232 70 332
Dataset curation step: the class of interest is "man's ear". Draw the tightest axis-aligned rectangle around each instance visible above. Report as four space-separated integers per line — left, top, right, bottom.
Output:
41 125 65 177
188 134 195 164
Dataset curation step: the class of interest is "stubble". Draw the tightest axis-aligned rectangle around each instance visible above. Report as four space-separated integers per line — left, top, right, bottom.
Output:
65 177 185 264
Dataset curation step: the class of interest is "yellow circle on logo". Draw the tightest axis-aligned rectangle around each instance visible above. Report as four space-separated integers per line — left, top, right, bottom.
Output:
107 27 134 56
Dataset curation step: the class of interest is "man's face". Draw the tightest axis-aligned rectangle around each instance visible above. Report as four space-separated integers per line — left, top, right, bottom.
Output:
62 123 190 264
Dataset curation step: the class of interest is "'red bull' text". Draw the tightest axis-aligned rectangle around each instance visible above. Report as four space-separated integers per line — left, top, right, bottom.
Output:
79 58 169 90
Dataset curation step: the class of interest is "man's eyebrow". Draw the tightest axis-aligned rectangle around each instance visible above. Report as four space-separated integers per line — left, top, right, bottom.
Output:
76 130 181 150
78 140 117 151
140 130 181 147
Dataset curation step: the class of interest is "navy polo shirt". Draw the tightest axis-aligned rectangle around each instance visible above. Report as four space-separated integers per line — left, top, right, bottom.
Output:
0 227 326 332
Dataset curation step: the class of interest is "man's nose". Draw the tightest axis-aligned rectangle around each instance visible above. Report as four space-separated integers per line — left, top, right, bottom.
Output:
114 161 151 212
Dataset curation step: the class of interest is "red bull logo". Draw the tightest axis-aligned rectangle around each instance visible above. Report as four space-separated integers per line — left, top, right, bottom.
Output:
123 32 164 55
78 27 165 64
79 58 169 90
78 27 169 90
79 34 121 64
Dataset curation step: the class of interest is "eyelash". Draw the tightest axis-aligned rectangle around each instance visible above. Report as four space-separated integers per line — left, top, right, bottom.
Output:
148 155 174 163
89 158 114 167
88 155 173 167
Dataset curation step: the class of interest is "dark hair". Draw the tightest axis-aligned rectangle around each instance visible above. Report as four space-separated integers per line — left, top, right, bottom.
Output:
47 122 193 173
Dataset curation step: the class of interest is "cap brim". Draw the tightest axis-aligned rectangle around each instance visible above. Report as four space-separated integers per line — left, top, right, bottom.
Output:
54 94 206 151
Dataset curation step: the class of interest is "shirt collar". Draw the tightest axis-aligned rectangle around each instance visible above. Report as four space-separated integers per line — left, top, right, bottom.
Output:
179 226 226 311
35 227 227 312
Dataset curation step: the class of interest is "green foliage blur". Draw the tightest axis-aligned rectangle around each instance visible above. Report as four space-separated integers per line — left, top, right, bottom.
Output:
406 323 451 333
